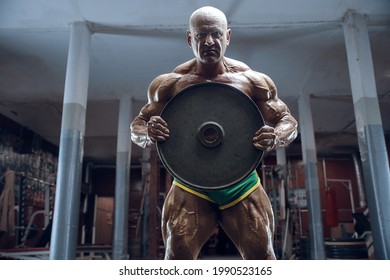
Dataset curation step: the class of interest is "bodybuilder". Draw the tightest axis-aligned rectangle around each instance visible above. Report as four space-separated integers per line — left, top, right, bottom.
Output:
131 6 298 259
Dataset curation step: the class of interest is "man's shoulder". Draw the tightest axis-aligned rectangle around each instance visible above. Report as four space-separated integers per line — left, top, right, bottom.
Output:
224 57 271 80
224 57 251 72
240 68 275 91
148 60 194 95
151 70 182 86
147 72 181 97
224 58 273 87
172 59 196 74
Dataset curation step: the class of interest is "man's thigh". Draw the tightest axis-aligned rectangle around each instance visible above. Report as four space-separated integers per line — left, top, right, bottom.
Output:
219 187 276 259
162 186 218 259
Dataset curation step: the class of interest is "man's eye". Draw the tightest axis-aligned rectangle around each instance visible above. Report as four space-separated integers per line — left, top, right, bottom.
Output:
212 32 222 38
196 33 206 39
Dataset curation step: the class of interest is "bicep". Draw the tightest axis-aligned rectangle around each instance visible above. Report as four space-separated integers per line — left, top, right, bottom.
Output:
250 72 297 141
250 73 287 126
137 102 164 123
260 98 291 127
137 74 172 120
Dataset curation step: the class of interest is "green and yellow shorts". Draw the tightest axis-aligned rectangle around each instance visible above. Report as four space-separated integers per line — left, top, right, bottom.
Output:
173 171 261 210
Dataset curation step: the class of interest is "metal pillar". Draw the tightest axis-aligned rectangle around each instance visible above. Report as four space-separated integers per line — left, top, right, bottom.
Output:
112 97 132 259
141 148 151 258
49 22 91 259
148 149 160 259
343 11 390 259
276 149 287 219
276 148 286 166
276 148 289 259
298 94 326 260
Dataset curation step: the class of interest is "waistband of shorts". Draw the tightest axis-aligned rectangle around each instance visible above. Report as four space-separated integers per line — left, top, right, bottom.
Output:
172 171 261 210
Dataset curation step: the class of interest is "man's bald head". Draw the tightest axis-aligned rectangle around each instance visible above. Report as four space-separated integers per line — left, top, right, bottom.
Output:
189 6 228 31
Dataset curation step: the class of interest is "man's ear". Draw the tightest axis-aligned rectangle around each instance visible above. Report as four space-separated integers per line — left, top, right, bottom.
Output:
186 30 192 47
226 29 231 46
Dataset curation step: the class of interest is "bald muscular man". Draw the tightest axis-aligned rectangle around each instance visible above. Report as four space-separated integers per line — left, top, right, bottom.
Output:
131 6 298 260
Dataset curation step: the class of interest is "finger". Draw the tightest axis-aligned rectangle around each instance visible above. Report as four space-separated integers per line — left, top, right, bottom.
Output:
253 141 273 152
148 126 169 139
149 117 169 133
150 116 168 127
253 138 273 147
253 133 276 151
147 120 169 142
255 125 274 136
148 121 169 134
253 132 275 142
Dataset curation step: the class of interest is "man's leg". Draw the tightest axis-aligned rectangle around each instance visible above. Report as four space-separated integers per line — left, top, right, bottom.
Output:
162 185 218 259
219 186 276 260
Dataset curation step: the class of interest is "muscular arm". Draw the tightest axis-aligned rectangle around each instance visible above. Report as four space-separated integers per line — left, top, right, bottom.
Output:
260 98 298 150
250 72 298 152
130 74 173 148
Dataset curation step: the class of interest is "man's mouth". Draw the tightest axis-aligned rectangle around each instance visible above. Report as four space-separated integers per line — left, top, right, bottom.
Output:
203 49 218 56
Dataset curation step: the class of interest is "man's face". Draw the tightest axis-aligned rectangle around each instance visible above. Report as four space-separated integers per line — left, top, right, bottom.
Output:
187 16 231 65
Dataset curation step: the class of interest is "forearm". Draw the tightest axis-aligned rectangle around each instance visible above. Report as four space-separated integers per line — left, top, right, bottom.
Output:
130 116 153 148
273 115 298 149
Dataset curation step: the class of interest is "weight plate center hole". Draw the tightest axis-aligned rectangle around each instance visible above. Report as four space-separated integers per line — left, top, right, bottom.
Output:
198 122 224 148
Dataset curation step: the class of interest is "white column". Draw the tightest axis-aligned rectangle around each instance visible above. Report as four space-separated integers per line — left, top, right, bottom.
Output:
112 96 132 259
276 149 287 219
276 148 286 166
298 94 325 260
49 22 91 259
343 10 390 259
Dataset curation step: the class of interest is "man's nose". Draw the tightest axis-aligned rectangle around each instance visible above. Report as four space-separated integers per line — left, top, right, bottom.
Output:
204 34 214 46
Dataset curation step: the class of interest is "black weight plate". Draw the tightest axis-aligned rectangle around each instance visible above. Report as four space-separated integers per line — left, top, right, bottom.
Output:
156 82 264 190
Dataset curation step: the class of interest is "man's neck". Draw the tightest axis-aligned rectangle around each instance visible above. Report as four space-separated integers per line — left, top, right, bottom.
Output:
194 58 226 79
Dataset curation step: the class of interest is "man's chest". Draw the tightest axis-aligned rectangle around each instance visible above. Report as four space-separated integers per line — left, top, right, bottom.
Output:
172 73 254 97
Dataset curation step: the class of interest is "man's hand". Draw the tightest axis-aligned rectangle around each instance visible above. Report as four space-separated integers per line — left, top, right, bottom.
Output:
253 125 279 152
147 116 170 143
